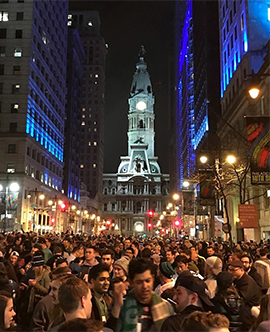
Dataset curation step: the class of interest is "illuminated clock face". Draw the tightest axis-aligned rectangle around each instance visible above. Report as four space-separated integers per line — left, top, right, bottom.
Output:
136 101 147 111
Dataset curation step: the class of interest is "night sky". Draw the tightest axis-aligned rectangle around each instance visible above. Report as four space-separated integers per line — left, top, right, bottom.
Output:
69 1 175 174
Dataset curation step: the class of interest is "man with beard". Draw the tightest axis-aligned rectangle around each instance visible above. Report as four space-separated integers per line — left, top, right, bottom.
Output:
241 254 262 289
89 264 112 323
118 259 174 332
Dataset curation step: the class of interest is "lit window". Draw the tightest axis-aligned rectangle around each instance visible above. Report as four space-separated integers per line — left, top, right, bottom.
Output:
88 142 91 146
82 121 85 126
82 108 85 111
67 21 72 26
14 47 22 57
80 164 84 168
95 74 99 78
94 128 97 132
68 14 72 19
0 12 8 21
88 21 93 26
93 164 96 168
82 114 85 118
94 142 97 146
94 81 98 85
7 163 15 173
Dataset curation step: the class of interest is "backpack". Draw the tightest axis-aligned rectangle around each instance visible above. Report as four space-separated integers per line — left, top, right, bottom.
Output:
254 260 270 289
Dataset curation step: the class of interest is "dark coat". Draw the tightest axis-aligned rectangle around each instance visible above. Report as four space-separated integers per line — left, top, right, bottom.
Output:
161 305 203 332
248 266 263 288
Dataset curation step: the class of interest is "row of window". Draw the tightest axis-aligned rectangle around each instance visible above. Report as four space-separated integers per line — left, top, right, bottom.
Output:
26 146 62 177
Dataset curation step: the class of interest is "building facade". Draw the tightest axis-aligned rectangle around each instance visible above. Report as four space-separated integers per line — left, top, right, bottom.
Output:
103 49 169 236
217 0 270 242
68 11 106 218
0 0 73 232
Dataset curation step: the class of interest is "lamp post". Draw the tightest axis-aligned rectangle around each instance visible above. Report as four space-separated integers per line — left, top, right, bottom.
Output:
0 182 20 232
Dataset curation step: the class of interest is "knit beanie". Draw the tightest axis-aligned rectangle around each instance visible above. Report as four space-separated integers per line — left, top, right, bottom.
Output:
159 261 175 278
114 256 130 276
205 256 223 276
32 251 45 267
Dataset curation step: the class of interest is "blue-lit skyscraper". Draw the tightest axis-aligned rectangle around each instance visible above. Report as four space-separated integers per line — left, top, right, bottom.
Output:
0 0 69 231
175 0 220 189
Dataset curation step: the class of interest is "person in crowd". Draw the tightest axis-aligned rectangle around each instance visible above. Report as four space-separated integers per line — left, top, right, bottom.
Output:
173 255 189 275
211 271 243 332
131 241 140 258
113 256 129 281
228 260 261 327
30 272 73 331
254 248 270 293
181 311 230 332
57 318 104 332
161 271 213 332
79 246 99 280
198 242 208 259
125 247 134 260
38 238 52 264
101 250 115 278
204 256 223 298
46 246 63 271
251 294 270 331
0 291 16 331
207 246 216 258
118 258 174 332
241 254 263 288
166 248 176 264
67 246 81 265
62 238 72 257
124 238 132 251
154 261 175 295
141 247 152 260
89 264 112 322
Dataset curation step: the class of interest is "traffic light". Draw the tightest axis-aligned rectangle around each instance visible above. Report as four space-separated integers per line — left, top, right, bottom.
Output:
174 219 181 228
59 201 68 212
106 220 112 226
148 210 154 218
147 222 152 228
51 217 56 224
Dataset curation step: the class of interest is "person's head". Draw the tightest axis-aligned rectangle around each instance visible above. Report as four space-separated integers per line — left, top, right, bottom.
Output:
58 318 103 332
124 238 131 249
131 241 139 254
228 260 245 280
101 249 115 268
58 277 92 319
9 251 19 266
55 256 68 268
31 243 42 256
113 256 129 278
231 251 242 261
128 259 155 304
85 246 96 263
174 255 189 274
207 247 215 257
241 254 253 272
181 311 230 332
154 245 161 254
49 274 75 305
205 257 222 277
63 238 72 249
190 246 198 261
151 254 161 266
38 237 47 249
259 248 269 258
216 272 233 293
141 247 152 259
0 291 16 330
53 246 63 256
166 248 175 263
173 272 213 313
125 247 134 260
89 264 110 296
158 262 175 280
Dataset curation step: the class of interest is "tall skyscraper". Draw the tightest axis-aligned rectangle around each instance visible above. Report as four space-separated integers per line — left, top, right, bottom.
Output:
175 0 220 188
68 11 106 215
0 0 69 231
103 48 169 235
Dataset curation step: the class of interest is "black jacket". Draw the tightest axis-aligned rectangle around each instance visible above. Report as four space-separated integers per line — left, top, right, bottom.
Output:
248 266 263 288
161 305 203 332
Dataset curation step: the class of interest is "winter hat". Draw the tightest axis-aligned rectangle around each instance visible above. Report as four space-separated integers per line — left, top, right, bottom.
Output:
32 250 45 267
114 256 130 276
159 261 175 279
217 271 233 289
205 256 223 276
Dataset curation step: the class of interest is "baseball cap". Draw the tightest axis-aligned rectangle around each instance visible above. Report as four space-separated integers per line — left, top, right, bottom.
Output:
175 272 213 307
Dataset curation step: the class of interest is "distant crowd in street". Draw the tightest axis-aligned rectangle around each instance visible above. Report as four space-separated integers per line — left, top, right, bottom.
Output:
0 231 270 332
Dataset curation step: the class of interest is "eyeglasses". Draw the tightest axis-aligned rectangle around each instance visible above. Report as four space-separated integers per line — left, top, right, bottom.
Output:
228 267 240 272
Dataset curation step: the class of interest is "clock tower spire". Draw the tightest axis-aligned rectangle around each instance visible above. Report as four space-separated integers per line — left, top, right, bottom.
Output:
128 46 155 157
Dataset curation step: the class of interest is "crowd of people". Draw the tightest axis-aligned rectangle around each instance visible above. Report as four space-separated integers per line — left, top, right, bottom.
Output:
0 231 270 332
